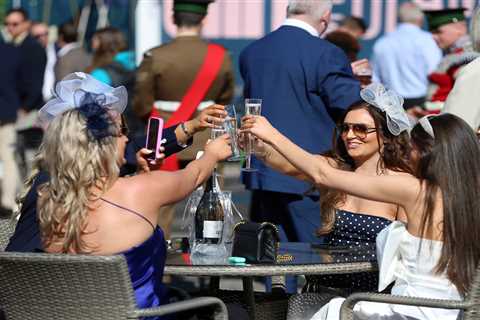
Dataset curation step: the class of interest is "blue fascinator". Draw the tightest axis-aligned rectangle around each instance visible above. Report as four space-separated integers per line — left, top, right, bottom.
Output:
38 72 127 128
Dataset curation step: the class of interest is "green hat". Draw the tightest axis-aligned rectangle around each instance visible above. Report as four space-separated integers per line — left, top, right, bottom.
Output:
173 0 214 15
424 8 466 31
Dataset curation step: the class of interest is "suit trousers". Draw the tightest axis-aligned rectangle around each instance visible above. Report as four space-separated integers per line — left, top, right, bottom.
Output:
0 123 20 210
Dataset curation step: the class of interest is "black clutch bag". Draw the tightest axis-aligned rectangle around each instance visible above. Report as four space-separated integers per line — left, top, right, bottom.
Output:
231 221 280 264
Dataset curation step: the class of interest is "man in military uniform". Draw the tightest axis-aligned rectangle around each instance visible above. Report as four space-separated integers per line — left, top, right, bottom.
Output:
424 8 480 113
133 0 234 239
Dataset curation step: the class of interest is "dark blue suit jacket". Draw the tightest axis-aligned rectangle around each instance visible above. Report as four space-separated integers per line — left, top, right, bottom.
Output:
240 25 361 195
0 42 22 123
6 126 189 252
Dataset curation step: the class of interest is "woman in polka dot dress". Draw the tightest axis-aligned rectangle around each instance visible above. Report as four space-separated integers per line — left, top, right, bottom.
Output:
304 96 413 294
244 83 413 294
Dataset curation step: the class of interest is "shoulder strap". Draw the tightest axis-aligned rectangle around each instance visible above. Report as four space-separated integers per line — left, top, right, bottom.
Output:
99 197 155 231
152 43 226 171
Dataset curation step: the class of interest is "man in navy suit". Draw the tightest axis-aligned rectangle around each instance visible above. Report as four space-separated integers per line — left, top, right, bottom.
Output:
240 0 361 245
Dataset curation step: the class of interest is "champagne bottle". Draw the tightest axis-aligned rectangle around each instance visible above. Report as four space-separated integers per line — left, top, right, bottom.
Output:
194 173 224 244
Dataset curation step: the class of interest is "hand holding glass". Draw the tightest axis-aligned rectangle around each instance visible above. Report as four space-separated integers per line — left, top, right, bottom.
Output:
242 99 262 172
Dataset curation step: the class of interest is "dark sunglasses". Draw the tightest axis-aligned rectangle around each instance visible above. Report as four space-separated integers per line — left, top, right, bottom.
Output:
4 21 20 27
338 123 376 139
33 32 48 39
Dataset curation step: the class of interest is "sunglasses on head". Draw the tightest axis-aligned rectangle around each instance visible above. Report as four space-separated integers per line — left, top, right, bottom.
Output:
338 123 376 139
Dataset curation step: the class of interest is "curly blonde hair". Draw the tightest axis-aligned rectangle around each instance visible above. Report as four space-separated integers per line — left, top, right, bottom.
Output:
36 109 120 253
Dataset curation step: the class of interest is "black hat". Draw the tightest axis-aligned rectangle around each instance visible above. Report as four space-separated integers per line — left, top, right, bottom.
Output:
173 0 214 15
424 8 466 31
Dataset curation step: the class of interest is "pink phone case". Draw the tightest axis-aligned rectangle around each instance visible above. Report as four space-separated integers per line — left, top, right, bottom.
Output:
145 117 164 159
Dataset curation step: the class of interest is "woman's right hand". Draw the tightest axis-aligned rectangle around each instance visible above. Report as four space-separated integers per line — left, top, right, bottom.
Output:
204 134 232 162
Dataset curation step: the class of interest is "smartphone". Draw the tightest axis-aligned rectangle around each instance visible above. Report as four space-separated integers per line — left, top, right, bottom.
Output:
145 117 164 161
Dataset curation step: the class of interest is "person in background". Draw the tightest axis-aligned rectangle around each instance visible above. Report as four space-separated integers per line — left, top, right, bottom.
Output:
239 0 361 293
372 2 442 117
442 6 480 132
54 22 92 82
30 21 56 102
0 42 22 219
4 8 47 112
85 27 143 139
325 30 360 62
424 8 480 113
4 8 46 182
133 0 234 240
337 16 367 40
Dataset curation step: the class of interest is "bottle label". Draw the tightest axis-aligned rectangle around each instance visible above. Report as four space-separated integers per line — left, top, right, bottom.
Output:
203 220 223 238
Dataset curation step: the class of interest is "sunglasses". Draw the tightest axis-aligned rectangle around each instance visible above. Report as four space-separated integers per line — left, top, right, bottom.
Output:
33 32 48 39
4 21 20 27
338 123 376 139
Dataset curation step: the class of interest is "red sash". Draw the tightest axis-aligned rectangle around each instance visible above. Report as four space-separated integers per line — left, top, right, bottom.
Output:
150 43 226 171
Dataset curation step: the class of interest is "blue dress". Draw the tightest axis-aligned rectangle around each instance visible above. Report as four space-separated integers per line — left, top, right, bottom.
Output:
99 198 167 319
304 210 392 294
122 227 167 318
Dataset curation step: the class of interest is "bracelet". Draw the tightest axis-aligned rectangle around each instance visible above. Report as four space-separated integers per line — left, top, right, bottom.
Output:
180 122 192 137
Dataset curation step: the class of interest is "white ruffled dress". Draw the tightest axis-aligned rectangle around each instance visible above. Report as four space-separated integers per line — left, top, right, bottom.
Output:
311 221 461 320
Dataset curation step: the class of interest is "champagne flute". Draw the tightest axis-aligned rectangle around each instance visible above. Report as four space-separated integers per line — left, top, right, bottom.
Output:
223 104 243 162
242 98 262 172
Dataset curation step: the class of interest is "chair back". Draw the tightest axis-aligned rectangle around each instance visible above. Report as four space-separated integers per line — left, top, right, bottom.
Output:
464 264 480 320
0 252 138 320
0 218 16 251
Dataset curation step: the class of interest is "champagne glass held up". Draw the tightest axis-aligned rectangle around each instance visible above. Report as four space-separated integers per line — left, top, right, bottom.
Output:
223 104 244 162
242 98 262 172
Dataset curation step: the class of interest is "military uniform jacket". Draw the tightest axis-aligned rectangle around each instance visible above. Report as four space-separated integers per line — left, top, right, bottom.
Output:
133 35 234 159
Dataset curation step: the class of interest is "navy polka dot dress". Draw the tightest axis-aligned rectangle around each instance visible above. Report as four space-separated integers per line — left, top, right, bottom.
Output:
304 210 392 294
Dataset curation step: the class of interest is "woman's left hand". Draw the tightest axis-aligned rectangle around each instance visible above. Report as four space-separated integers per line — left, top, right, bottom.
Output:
240 115 279 144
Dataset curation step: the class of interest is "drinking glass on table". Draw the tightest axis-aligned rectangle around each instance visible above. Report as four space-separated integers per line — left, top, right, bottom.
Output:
242 98 262 172
222 104 243 162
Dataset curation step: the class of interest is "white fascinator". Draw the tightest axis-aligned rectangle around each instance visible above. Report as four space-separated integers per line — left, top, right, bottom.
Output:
38 72 127 127
360 83 411 136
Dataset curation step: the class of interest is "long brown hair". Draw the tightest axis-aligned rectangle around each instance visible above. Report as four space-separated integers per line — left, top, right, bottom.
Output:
318 101 412 235
411 114 480 296
85 27 127 73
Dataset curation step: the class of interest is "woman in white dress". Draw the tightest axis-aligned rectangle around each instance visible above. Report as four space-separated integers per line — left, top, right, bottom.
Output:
241 84 480 320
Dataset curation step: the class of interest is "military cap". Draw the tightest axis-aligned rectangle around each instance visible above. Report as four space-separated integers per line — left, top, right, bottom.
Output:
173 0 214 15
424 8 466 31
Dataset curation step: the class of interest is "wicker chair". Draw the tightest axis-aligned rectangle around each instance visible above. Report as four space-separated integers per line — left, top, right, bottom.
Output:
339 265 480 320
0 252 228 320
0 218 16 251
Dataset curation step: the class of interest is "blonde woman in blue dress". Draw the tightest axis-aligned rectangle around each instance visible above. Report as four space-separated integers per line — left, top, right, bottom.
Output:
241 83 479 320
